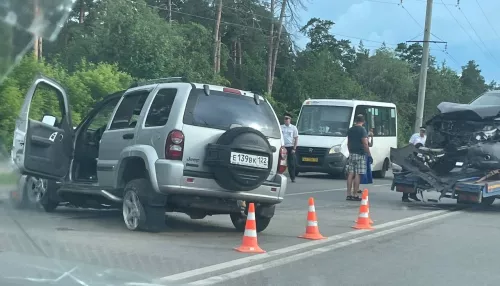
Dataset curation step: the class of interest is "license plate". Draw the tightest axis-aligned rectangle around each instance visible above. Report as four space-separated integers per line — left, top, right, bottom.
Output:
230 152 269 169
302 157 318 162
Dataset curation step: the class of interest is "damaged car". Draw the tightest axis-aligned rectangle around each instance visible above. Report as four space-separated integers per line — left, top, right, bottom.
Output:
11 73 288 232
391 90 500 195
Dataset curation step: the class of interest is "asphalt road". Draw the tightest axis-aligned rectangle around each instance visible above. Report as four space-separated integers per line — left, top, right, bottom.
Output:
0 173 499 286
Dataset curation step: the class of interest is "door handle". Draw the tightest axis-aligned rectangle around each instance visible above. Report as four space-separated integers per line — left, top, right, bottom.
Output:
122 133 134 140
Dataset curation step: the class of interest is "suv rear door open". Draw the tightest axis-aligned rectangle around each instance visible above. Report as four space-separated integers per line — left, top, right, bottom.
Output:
12 74 73 180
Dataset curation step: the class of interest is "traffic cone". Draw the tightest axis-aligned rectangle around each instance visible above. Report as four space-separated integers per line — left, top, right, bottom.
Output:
355 189 374 224
234 203 266 253
367 191 374 225
352 189 374 230
299 197 326 240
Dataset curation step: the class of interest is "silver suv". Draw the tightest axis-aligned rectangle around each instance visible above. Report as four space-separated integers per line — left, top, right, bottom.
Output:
12 74 288 232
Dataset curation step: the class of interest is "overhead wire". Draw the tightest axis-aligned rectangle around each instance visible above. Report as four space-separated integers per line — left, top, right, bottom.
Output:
455 2 500 67
123 0 405 51
364 0 454 6
474 0 500 43
439 0 495 67
399 1 461 68
123 0 461 64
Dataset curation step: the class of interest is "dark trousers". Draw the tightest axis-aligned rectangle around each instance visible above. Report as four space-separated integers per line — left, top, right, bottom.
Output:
286 147 297 180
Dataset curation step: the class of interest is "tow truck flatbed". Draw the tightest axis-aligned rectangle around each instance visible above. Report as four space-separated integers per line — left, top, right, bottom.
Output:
391 169 500 205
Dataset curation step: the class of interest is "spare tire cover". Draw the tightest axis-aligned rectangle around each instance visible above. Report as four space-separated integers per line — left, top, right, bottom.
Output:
204 127 274 192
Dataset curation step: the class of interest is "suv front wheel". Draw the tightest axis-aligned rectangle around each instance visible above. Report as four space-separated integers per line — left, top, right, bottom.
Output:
230 212 272 233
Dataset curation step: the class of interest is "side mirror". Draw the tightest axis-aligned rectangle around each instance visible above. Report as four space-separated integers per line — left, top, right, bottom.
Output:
41 114 56 127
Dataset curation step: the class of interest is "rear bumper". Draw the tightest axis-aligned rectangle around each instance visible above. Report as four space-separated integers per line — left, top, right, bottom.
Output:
296 153 347 174
154 159 286 204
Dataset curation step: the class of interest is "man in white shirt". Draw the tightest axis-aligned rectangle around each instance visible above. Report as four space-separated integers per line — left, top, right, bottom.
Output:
409 127 427 147
402 127 427 202
281 112 299 182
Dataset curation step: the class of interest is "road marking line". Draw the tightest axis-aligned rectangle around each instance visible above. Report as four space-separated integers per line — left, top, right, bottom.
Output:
187 210 460 285
286 183 392 196
156 209 450 283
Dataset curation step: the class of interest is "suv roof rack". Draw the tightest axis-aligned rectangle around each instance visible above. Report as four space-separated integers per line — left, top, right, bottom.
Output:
128 76 189 88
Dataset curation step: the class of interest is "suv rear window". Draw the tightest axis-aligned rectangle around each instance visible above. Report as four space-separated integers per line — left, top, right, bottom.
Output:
183 89 281 139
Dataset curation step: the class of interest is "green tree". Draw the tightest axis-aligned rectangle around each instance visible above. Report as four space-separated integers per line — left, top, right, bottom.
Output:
1 2 494 152
460 60 488 100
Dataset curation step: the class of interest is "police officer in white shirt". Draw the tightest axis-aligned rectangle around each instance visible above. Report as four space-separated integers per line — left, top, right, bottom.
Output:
402 127 427 202
409 127 427 147
281 112 299 182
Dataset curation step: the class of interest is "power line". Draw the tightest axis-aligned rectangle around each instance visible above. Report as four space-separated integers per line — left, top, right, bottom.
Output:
364 0 454 5
400 3 422 28
409 0 454 5
124 0 403 46
221 4 277 22
409 32 423 41
432 43 461 67
364 0 399 4
332 33 398 46
122 0 452 63
439 0 492 65
474 0 500 43
122 0 270 34
397 1 460 69
455 3 500 67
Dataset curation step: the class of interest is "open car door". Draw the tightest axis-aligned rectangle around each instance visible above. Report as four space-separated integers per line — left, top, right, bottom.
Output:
12 74 73 180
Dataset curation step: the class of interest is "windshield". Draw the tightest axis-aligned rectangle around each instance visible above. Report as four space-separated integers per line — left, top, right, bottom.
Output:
297 105 353 136
183 89 281 138
470 91 500 106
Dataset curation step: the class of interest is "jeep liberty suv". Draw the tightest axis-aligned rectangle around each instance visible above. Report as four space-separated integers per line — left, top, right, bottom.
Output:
12 74 288 232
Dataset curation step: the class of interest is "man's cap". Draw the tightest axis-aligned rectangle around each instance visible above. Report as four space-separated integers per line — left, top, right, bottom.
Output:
284 112 292 118
420 127 426 132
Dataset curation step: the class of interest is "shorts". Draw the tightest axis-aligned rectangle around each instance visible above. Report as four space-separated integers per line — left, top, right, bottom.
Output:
346 153 367 175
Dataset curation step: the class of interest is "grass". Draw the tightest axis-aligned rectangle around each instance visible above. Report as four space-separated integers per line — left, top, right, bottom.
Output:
0 172 19 185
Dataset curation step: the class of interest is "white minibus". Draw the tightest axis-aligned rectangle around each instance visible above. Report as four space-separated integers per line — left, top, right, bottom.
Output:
295 99 397 178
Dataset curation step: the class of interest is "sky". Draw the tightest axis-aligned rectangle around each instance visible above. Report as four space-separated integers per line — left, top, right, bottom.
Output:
295 0 500 83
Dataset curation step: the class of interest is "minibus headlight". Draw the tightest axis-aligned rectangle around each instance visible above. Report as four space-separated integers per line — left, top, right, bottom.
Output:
329 144 342 154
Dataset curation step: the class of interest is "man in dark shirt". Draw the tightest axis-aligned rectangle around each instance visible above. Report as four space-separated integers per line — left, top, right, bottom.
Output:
346 114 373 201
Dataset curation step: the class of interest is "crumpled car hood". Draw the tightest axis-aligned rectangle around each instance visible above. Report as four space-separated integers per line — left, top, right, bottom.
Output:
390 144 485 196
434 102 500 120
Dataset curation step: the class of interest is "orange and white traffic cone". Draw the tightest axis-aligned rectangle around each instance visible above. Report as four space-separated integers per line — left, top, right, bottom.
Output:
355 189 374 225
352 189 374 230
299 197 326 240
367 191 374 225
234 203 266 253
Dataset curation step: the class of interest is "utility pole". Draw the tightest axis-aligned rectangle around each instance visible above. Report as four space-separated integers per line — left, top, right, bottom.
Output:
33 0 43 60
168 0 172 24
213 0 222 73
414 0 433 132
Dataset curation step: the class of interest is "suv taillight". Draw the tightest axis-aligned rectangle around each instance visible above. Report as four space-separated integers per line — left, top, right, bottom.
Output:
277 146 288 174
165 130 184 160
